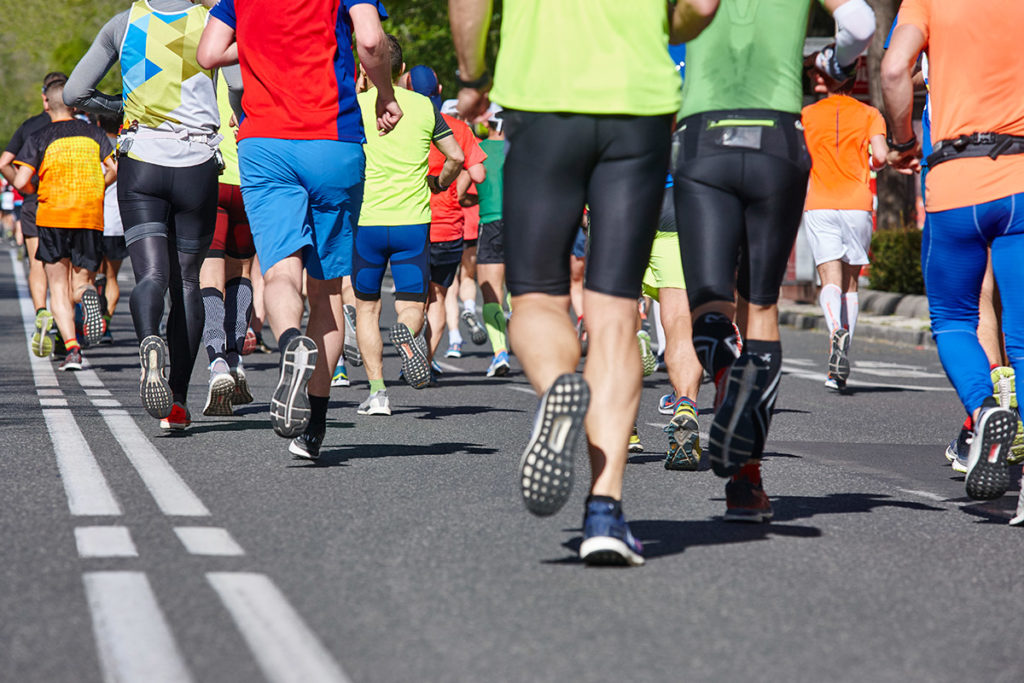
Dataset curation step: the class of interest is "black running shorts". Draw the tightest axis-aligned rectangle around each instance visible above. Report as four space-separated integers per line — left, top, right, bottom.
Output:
476 219 504 265
102 235 129 261
429 237 464 288
19 197 38 238
36 226 104 272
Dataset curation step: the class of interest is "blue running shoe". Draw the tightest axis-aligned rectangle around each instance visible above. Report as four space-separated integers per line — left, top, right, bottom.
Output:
331 362 350 387
445 342 463 358
658 392 679 415
579 498 644 567
486 351 510 377
431 359 443 375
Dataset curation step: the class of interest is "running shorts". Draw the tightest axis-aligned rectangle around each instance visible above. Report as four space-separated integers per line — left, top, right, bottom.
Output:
353 223 430 302
36 226 103 272
118 156 219 255
642 230 686 300
19 197 38 238
571 227 587 259
211 183 256 259
239 138 364 280
102 235 129 262
429 237 464 289
502 111 672 298
477 219 504 265
803 209 873 266
673 109 811 308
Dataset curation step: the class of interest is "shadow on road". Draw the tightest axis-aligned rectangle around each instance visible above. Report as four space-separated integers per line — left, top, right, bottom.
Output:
766 492 944 523
293 440 499 467
389 405 523 420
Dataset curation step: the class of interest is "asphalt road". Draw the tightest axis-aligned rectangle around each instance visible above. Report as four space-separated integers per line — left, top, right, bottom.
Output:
1 248 1022 683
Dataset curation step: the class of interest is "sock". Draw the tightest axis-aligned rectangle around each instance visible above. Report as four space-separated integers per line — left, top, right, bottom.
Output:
734 462 762 486
65 339 80 351
448 327 463 346
463 299 476 315
369 378 386 394
482 302 507 354
277 327 302 354
692 311 741 381
201 287 226 364
652 300 667 356
743 339 783 460
308 394 329 431
844 292 859 339
676 395 697 413
224 277 253 369
818 284 843 333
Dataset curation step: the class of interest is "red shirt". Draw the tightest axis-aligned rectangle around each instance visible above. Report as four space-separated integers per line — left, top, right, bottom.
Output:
428 114 486 243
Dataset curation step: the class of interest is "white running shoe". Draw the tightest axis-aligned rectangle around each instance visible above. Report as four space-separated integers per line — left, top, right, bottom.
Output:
357 390 391 416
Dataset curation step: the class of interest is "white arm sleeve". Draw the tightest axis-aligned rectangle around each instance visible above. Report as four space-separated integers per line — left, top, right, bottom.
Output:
833 0 876 67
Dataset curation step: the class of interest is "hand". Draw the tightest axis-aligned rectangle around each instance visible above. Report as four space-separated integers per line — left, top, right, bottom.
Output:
886 140 922 175
375 93 402 136
426 175 444 194
456 87 491 123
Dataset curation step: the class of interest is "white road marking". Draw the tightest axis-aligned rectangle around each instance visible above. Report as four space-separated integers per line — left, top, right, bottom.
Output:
12 253 58 388
781 362 953 392
207 573 351 683
435 360 468 374
75 526 138 558
40 398 69 407
101 410 211 517
38 388 63 396
86 389 112 397
508 385 537 396
73 361 105 388
83 572 194 683
43 409 122 516
897 488 948 503
90 398 122 408
174 527 245 556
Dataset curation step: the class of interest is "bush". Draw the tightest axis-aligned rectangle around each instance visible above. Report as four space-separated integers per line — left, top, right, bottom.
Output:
869 228 924 295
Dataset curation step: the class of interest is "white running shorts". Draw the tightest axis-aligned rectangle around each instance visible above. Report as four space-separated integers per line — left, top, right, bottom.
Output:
803 209 873 266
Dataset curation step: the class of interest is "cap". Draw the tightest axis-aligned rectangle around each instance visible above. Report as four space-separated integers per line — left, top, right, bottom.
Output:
408 65 441 111
440 99 459 116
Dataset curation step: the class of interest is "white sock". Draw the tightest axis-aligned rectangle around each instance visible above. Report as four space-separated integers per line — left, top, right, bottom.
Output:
844 292 859 339
818 284 843 333
448 328 463 346
652 299 667 356
463 299 476 315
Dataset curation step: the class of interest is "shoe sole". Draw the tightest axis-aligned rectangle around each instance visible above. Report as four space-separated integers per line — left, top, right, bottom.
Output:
519 374 589 517
965 409 1016 500
709 357 769 478
628 442 644 453
462 313 487 346
60 358 83 371
139 336 173 419
724 507 773 523
828 329 851 383
32 311 55 357
270 336 318 438
357 405 392 416
343 306 362 366
81 289 105 347
579 537 645 567
160 419 191 431
288 438 320 460
487 361 510 378
331 376 351 387
232 373 254 405
445 350 462 359
203 374 236 417
390 324 431 390
664 414 702 471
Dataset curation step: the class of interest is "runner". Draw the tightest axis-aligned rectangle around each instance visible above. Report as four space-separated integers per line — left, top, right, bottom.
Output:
93 112 127 345
801 68 887 391
12 80 116 370
882 0 1024 511
450 0 685 565
670 0 874 521
198 0 400 452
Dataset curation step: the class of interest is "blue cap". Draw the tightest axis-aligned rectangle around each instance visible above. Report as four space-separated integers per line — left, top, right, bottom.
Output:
408 65 441 111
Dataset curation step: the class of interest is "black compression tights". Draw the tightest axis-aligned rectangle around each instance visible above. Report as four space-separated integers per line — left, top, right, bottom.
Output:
128 236 205 403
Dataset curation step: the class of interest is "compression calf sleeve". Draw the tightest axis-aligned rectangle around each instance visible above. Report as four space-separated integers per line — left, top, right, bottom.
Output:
167 250 205 404
482 302 507 354
692 311 741 381
201 287 226 364
844 292 859 339
224 276 253 368
742 339 783 460
818 284 843 333
308 394 329 431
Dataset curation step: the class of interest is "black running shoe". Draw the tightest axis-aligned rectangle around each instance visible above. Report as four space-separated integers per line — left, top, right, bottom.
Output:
270 335 318 438
390 323 431 389
289 425 326 460
461 309 487 345
139 335 173 419
965 406 1017 500
708 354 770 478
80 289 105 347
519 374 590 517
828 328 851 383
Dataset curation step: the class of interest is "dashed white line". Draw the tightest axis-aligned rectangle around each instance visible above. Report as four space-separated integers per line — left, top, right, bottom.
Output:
83 571 194 683
43 409 122 516
38 388 63 397
507 385 537 396
75 526 139 558
86 389 113 397
90 399 122 408
175 527 245 556
207 572 351 683
40 397 69 407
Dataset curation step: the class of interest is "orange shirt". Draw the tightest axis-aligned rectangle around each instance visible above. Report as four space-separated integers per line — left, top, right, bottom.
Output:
899 0 1024 212
428 114 486 243
802 95 885 212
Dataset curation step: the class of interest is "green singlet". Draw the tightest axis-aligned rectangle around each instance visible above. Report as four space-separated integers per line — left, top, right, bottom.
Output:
491 0 680 116
477 139 504 224
680 0 819 117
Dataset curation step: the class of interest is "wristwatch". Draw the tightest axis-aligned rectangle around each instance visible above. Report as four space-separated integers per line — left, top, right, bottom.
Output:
888 135 917 153
455 69 492 90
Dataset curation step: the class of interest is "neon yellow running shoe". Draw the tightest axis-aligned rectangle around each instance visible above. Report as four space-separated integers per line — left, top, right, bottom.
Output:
629 423 644 453
991 367 1024 463
637 330 656 377
31 309 55 358
665 399 702 471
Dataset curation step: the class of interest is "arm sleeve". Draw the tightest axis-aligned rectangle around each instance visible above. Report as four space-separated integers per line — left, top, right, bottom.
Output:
209 0 237 29
221 64 245 120
833 0 876 67
13 134 42 173
63 11 129 116
432 108 453 142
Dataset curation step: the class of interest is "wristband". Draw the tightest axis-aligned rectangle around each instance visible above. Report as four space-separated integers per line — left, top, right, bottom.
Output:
888 136 917 153
455 69 492 90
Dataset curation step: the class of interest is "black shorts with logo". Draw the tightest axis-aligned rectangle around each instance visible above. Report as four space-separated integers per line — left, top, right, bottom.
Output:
36 226 104 272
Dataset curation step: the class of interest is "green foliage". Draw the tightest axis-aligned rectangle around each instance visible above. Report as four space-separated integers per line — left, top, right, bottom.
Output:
869 228 924 295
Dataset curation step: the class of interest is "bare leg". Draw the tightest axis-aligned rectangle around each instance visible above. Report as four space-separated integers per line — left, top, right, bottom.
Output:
444 271 461 345
425 282 448 361
304 275 344 397
25 237 48 311
569 254 585 320
103 259 123 316
459 244 478 307
978 253 1005 365
250 252 266 335
262 253 305 340
355 297 384 381
43 260 75 343
658 287 702 400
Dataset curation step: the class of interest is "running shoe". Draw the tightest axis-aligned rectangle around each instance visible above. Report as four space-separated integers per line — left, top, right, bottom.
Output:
241 327 257 356
160 402 192 431
203 359 236 417
289 425 326 460
708 354 770 478
951 449 969 474
946 425 971 464
343 304 362 366
824 374 846 392
80 289 105 347
828 328 851 384
59 346 83 371
331 362 351 388
139 335 173 419
461 309 487 345
724 472 773 523
990 367 1024 463
628 424 644 453
270 335 318 438
486 351 510 378
357 389 392 416
445 342 463 358
665 401 702 471
965 406 1017 500
519 373 590 517
579 498 645 567
431 360 444 375
99 327 113 345
1010 488 1024 526
658 392 679 415
638 330 657 377
31 309 55 358
576 317 588 357
232 366 254 405
390 323 431 389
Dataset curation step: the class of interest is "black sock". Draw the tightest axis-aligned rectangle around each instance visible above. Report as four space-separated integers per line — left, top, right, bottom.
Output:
692 311 741 379
308 394 329 431
743 339 782 379
277 327 302 353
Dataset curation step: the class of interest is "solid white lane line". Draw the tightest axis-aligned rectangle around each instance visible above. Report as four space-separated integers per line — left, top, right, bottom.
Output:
43 409 122 516
780 363 953 392
174 527 245 556
101 410 210 517
83 572 194 683
40 398 69 407
897 488 948 503
207 573 351 683
12 252 58 388
75 526 138 558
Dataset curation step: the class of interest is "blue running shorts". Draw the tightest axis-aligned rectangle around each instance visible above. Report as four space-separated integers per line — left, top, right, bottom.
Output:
353 223 430 302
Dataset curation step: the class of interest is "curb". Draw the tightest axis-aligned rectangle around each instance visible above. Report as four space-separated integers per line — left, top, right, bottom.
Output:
778 309 933 348
843 288 929 319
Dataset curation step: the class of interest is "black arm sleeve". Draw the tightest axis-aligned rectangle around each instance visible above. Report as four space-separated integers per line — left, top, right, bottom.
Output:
432 108 453 142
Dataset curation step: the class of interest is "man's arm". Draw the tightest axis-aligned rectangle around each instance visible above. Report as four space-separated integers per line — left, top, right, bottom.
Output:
429 134 465 194
349 4 401 135
0 151 17 185
196 16 238 70
881 23 926 173
64 13 128 115
13 164 35 195
102 157 118 187
817 0 876 82
669 0 720 44
448 0 493 122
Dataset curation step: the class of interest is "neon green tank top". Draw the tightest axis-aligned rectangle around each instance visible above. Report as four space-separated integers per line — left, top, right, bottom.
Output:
216 82 239 186
491 0 680 116
681 0 816 117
